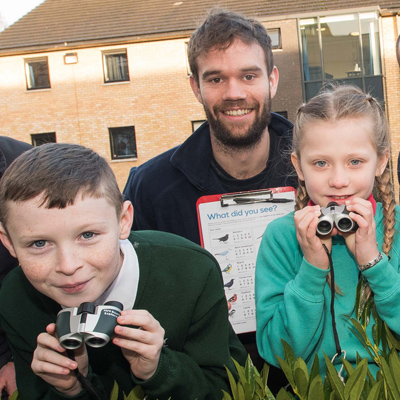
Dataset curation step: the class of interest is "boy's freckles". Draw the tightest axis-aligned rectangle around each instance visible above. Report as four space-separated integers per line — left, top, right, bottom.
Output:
4 193 124 307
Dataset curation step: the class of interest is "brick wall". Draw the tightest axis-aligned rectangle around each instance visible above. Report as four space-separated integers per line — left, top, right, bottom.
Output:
382 16 400 202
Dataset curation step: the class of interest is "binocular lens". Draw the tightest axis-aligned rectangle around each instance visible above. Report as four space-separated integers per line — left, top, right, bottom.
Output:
337 217 352 232
317 220 332 234
61 338 82 350
85 337 107 347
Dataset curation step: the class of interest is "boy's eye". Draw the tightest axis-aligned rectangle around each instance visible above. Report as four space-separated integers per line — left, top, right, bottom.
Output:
33 240 46 248
82 232 95 240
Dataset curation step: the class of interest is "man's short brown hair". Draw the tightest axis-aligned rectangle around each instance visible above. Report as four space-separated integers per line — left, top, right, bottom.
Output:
188 8 274 83
0 143 123 229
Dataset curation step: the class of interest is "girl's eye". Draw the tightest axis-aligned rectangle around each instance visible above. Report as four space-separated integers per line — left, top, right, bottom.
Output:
315 161 327 167
32 240 46 248
350 159 361 166
82 232 95 240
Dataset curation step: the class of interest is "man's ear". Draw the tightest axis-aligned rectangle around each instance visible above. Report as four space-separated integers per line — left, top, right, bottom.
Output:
291 152 304 181
189 75 204 105
269 66 279 100
0 224 17 258
119 201 134 240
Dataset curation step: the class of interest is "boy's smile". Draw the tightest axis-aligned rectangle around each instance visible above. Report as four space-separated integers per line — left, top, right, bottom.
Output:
1 193 132 307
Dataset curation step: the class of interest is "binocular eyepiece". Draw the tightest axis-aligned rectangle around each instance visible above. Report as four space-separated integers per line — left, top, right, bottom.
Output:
55 301 123 350
317 202 358 236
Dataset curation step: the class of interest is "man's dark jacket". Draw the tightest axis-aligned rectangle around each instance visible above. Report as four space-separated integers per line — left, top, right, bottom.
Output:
124 113 296 245
0 136 32 368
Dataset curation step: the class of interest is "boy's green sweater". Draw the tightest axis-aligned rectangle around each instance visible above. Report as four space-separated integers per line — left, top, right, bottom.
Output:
0 231 247 400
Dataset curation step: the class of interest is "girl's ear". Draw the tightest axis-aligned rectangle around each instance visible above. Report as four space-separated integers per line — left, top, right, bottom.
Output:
291 152 305 181
119 201 134 240
375 149 390 177
0 224 17 258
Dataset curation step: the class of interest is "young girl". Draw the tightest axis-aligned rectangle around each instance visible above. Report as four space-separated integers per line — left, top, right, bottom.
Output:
255 85 400 378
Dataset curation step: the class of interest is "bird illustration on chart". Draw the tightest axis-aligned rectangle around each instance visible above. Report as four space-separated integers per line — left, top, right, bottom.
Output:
227 293 237 304
224 278 235 289
229 309 236 316
214 249 230 260
221 263 232 274
213 233 229 243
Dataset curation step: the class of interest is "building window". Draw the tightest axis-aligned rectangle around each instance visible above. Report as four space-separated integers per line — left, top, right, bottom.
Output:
103 49 129 83
269 28 282 50
192 120 206 132
31 132 56 146
25 57 51 90
109 126 137 160
299 11 383 102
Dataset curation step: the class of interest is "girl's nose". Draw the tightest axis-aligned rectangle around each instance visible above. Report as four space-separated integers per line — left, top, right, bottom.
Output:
329 168 349 188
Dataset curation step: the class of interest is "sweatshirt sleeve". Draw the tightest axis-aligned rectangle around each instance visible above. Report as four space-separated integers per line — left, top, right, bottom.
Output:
131 263 247 400
255 216 329 367
361 253 400 334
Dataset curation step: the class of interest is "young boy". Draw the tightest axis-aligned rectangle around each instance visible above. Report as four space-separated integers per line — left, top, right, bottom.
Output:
0 143 247 400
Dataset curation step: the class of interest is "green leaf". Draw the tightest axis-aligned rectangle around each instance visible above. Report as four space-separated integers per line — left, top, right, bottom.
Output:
343 358 368 400
261 362 270 394
110 382 119 400
281 339 296 368
385 324 400 351
378 355 400 399
243 357 256 396
265 386 277 400
124 385 146 400
293 358 309 399
309 353 320 384
233 358 249 386
225 365 239 400
237 382 246 400
276 388 295 400
342 358 355 377
9 391 19 400
294 366 308 399
323 352 345 400
221 390 233 400
276 356 295 389
388 350 400 394
365 380 383 400
308 375 324 399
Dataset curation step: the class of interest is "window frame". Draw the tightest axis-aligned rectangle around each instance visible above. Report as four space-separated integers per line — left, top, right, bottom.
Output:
108 126 137 160
102 49 130 83
24 56 51 90
31 132 56 146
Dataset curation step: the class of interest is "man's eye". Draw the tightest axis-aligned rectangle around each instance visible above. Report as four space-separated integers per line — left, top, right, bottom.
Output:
82 232 95 240
244 75 254 81
211 78 221 83
33 240 46 248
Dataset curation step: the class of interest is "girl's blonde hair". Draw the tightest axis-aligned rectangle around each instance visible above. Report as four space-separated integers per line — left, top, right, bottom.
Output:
293 85 395 295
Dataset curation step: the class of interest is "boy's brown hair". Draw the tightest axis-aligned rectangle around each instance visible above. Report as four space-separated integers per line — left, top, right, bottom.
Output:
0 143 123 229
188 8 274 83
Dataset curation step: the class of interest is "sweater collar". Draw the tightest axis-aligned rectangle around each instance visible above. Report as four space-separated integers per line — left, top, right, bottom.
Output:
308 193 376 215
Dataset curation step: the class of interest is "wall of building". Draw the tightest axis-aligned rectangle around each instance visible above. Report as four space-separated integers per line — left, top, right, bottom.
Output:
382 15 400 201
0 18 302 191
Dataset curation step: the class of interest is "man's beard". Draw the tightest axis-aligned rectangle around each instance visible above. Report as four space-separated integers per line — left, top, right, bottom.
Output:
204 98 272 150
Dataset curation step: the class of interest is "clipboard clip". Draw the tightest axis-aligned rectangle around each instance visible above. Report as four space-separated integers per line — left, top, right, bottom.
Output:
220 190 294 207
